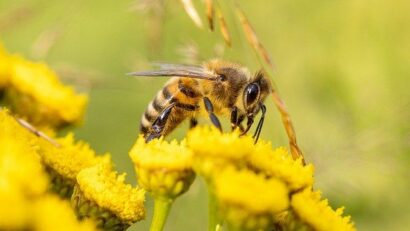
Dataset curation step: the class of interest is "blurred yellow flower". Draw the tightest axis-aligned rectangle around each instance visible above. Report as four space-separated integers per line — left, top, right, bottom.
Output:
214 167 289 230
0 43 10 88
3 53 87 128
33 195 97 231
0 110 49 197
0 185 31 230
129 135 195 199
248 142 314 191
291 188 356 231
74 163 145 226
186 126 254 178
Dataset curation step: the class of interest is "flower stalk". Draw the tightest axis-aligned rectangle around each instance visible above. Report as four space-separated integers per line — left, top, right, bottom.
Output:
150 197 173 231
208 189 222 231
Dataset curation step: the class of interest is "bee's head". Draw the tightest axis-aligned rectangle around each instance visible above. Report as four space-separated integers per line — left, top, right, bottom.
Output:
243 71 272 116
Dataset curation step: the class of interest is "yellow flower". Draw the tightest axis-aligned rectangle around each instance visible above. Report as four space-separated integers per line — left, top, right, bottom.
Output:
0 43 10 88
5 54 87 128
0 185 31 230
33 195 97 231
290 188 356 231
248 141 314 191
129 135 195 199
37 133 111 198
74 163 145 228
214 167 289 231
0 110 49 197
186 126 254 178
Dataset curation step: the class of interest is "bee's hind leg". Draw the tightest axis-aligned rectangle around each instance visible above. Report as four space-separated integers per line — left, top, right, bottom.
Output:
203 97 222 131
146 103 175 142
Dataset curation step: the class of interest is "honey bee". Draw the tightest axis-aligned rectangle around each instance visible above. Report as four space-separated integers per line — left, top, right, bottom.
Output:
129 59 272 143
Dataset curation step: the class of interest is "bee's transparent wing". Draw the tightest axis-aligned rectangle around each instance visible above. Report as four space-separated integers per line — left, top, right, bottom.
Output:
127 63 218 80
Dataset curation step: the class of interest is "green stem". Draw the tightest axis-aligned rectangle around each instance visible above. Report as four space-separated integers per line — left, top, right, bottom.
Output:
149 197 173 231
208 189 222 231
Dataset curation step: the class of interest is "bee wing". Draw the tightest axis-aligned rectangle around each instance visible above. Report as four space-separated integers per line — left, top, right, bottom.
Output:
128 63 218 80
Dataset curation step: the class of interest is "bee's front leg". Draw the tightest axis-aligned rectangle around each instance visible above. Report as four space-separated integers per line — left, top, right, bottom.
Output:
146 103 175 142
252 103 266 144
203 97 222 131
230 106 245 132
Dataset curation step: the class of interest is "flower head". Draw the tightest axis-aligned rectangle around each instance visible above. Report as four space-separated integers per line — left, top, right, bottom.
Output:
0 43 10 88
290 188 356 231
36 133 111 198
33 195 97 231
0 109 49 197
74 163 145 227
186 126 254 178
4 54 87 128
248 141 314 191
214 167 289 231
0 185 31 230
129 135 195 199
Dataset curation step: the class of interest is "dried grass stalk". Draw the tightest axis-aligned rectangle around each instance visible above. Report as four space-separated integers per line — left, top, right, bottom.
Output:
205 0 214 31
270 89 305 164
235 6 274 69
180 0 203 28
235 5 305 163
216 5 231 47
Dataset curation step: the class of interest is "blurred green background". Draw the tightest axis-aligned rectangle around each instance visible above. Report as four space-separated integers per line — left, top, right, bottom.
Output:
1 0 409 230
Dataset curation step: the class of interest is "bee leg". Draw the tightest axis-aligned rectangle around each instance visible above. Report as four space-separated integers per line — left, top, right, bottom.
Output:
230 107 245 132
237 115 245 133
230 106 239 131
146 103 175 142
203 97 222 131
189 118 198 128
252 103 266 144
240 115 254 136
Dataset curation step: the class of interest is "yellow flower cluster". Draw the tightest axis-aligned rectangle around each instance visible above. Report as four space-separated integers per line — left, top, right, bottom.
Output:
183 126 355 231
186 126 254 178
33 195 96 231
0 43 87 129
75 164 145 224
0 109 97 231
248 141 314 191
0 43 10 88
129 136 195 199
291 188 355 231
0 115 49 198
38 133 111 180
215 167 289 230
34 133 111 198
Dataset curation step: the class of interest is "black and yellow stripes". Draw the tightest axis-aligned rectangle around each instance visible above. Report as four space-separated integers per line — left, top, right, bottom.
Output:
140 78 202 137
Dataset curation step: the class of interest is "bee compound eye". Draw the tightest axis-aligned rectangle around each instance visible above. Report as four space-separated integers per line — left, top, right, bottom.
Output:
245 83 260 106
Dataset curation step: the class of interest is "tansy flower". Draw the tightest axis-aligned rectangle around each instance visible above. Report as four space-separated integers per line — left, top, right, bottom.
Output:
4 54 87 128
0 110 49 197
0 185 31 230
290 188 356 231
73 164 145 230
129 135 195 199
186 126 254 179
129 136 195 231
247 141 314 191
214 167 289 231
37 133 111 198
0 43 10 89
33 195 97 231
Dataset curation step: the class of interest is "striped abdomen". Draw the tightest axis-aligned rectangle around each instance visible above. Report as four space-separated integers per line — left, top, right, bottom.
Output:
140 78 201 138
